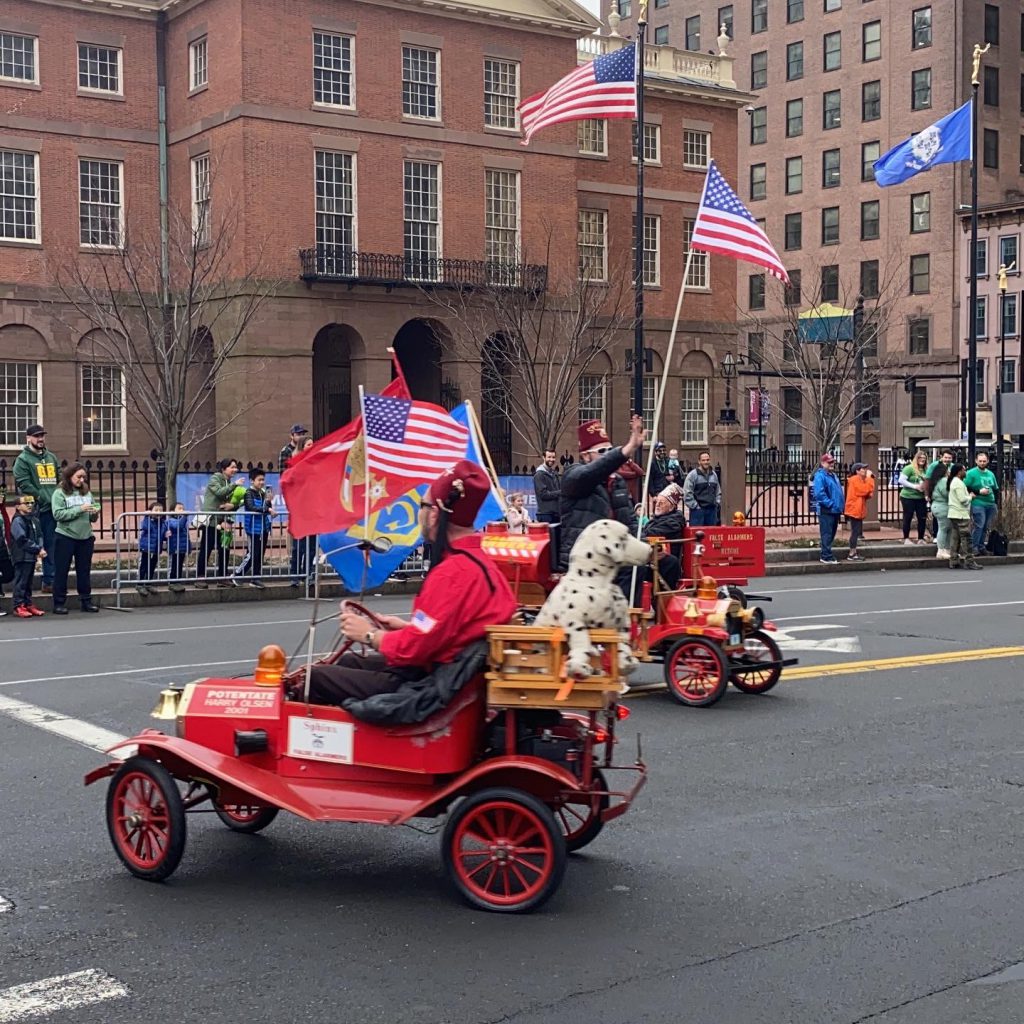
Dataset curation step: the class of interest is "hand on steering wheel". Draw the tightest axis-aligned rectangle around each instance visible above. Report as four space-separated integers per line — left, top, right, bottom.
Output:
339 600 387 630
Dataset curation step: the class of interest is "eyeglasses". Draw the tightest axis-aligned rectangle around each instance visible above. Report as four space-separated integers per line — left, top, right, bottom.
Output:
593 446 612 455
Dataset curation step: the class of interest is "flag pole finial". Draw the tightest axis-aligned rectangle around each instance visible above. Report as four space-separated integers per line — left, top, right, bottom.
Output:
971 42 990 87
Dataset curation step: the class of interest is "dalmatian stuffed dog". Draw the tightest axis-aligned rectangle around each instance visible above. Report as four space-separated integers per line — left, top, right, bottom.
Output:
534 519 652 679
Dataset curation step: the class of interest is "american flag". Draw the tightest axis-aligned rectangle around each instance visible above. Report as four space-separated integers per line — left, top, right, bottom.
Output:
363 394 469 480
519 45 636 146
689 160 790 284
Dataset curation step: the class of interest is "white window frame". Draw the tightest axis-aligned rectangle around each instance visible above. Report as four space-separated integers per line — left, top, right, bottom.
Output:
0 150 41 243
999 234 1019 274
401 45 440 121
1002 292 1019 338
314 150 358 274
632 122 661 165
0 360 42 450
0 32 38 85
631 375 660 435
80 363 127 451
77 43 122 96
313 31 355 110
680 377 708 444
403 160 442 280
683 129 710 169
577 208 608 283
577 373 607 423
682 217 710 290
642 213 660 287
483 58 519 130
577 119 607 156
1001 357 1017 393
189 36 208 91
484 168 520 269
78 159 124 249
191 154 211 247
975 295 988 339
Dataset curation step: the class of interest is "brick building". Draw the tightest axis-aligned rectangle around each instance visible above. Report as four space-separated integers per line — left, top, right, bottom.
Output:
607 0 1024 454
0 0 750 473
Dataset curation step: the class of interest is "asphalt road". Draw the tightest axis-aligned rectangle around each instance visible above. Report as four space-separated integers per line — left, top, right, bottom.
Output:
2 566 1023 1023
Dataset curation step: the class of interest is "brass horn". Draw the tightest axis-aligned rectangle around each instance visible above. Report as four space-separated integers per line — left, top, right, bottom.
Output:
151 688 182 720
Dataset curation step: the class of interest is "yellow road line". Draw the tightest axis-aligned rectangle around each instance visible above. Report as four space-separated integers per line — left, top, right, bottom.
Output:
625 645 1024 695
783 646 1024 680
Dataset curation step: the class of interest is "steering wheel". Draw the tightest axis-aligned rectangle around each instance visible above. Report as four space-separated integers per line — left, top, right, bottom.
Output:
283 600 391 689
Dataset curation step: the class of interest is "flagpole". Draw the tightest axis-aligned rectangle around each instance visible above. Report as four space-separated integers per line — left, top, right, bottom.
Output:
632 9 648 462
358 384 371 540
466 400 509 511
967 46 988 463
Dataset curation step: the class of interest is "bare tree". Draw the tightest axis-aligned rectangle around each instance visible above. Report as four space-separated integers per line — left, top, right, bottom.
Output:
48 197 278 506
418 230 635 457
741 256 906 453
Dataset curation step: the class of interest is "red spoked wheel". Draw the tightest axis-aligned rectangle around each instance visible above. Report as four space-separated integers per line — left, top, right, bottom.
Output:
556 769 609 853
215 802 279 833
664 637 729 707
730 629 783 694
106 757 186 882
442 788 566 913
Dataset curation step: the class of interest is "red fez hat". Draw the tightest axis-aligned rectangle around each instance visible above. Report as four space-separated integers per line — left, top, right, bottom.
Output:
427 460 491 527
577 419 611 452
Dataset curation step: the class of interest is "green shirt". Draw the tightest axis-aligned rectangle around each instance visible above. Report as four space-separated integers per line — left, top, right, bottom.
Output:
51 488 99 539
202 472 237 512
964 466 998 507
930 476 950 514
13 445 59 504
899 463 927 502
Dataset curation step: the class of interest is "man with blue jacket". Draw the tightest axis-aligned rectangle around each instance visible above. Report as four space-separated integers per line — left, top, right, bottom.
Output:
811 453 845 564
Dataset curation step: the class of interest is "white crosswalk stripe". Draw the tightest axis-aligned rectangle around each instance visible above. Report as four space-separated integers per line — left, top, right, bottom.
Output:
0 694 128 754
0 897 12 914
0 969 129 1022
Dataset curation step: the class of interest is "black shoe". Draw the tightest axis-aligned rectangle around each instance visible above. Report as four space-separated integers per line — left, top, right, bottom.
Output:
53 606 69 615
194 581 208 589
289 580 300 588
250 580 266 589
81 602 100 613
136 585 150 596
169 584 186 593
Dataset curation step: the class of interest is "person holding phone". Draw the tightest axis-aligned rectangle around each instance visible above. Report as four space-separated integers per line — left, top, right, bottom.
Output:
51 463 101 613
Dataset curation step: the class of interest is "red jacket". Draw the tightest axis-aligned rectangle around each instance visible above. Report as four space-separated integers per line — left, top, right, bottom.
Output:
378 535 517 667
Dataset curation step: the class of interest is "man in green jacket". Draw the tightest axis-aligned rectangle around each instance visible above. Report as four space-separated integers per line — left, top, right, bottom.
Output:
195 458 240 587
964 452 999 555
12 425 59 591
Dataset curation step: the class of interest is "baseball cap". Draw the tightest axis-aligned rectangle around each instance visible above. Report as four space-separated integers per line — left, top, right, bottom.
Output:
820 453 835 464
25 424 46 437
852 462 868 471
654 441 666 449
290 424 308 435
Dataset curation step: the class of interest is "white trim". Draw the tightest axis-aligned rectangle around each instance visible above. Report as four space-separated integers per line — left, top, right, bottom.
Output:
401 44 441 122
0 31 39 86
680 376 708 445
312 30 356 110
189 35 208 91
190 152 211 246
577 207 608 283
577 118 607 157
0 149 41 244
76 42 123 96
682 128 710 169
78 158 125 249
643 213 660 287
483 56 519 131
0 360 43 450
79 363 127 451
313 149 358 262
484 167 520 265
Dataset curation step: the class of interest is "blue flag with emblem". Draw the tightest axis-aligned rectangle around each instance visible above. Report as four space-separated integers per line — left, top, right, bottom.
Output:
319 402 504 590
873 100 972 187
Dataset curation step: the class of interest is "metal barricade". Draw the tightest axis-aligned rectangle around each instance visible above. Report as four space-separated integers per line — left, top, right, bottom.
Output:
112 510 323 608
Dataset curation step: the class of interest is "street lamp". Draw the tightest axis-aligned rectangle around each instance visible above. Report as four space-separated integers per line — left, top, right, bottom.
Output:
996 261 1013 487
718 352 737 424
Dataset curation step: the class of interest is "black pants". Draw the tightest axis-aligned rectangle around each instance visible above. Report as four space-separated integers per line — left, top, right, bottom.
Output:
169 551 186 582
848 517 864 551
139 550 160 582
616 553 681 602
198 523 229 578
12 562 34 607
307 651 425 705
900 497 928 540
236 534 267 577
536 513 559 567
53 534 94 608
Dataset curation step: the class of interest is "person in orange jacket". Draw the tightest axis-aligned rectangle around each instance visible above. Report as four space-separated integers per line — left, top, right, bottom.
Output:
844 462 876 561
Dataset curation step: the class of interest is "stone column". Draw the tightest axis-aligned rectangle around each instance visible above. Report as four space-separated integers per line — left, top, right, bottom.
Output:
842 427 881 532
709 425 747 521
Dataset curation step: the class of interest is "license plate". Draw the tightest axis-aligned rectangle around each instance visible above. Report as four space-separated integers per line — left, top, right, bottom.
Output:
729 633 741 646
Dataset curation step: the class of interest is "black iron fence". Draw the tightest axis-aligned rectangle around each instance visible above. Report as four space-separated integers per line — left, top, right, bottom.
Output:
299 248 548 294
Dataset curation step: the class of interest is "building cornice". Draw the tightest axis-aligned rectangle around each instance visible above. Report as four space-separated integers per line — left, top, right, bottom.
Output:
16 0 601 37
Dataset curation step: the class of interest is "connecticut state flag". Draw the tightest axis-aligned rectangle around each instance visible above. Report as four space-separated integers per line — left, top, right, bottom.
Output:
873 100 972 187
318 402 504 591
